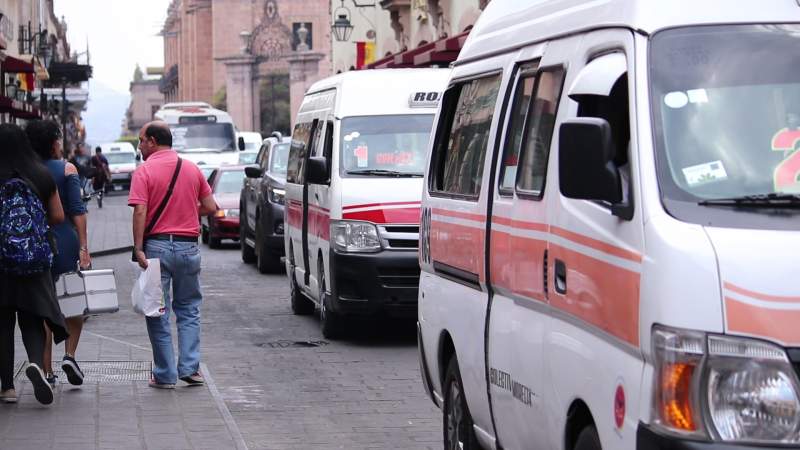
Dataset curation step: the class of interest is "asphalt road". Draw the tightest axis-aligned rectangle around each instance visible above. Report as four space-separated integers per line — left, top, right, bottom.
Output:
196 240 441 449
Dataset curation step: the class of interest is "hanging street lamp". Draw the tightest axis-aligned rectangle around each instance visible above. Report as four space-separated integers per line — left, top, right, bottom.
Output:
332 1 354 42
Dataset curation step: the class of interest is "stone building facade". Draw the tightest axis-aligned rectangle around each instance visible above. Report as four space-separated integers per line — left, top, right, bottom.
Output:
161 0 331 134
123 67 164 137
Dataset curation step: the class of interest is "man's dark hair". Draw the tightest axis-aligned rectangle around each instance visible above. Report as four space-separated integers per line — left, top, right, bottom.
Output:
95 146 102 154
145 124 173 147
24 120 62 161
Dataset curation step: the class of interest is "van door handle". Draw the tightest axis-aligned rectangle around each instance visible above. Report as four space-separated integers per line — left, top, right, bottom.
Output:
554 259 567 295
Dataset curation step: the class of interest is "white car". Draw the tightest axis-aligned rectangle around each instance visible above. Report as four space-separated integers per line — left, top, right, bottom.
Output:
98 142 137 191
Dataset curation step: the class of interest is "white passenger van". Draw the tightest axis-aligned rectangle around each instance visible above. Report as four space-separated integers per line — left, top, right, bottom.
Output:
284 69 449 338
154 102 241 167
417 1 800 449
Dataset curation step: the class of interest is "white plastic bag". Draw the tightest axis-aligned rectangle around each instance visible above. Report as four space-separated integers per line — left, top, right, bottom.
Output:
131 259 166 317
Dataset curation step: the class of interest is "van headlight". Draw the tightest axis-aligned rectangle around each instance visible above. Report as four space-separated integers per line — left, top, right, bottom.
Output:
331 220 381 253
652 326 800 444
268 186 285 205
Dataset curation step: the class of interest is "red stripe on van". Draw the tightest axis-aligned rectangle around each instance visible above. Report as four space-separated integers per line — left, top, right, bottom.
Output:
343 207 421 224
343 201 421 211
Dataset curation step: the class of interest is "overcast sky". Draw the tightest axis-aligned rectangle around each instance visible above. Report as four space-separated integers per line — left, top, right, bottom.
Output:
54 0 172 93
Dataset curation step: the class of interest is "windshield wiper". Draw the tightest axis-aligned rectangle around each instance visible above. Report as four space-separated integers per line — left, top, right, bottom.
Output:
346 169 422 177
698 193 800 208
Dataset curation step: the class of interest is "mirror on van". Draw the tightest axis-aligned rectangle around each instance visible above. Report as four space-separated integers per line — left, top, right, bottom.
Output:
238 136 245 151
244 165 262 179
559 118 622 204
306 157 329 185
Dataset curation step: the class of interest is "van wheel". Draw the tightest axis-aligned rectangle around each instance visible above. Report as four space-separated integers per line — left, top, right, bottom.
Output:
574 426 601 450
256 226 280 274
208 233 222 249
290 266 314 316
319 261 345 339
241 225 256 264
443 356 479 450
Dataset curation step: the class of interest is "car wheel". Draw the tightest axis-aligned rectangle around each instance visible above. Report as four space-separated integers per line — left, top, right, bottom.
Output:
574 426 602 450
443 356 479 450
241 222 256 264
319 259 345 339
208 225 222 249
290 261 314 316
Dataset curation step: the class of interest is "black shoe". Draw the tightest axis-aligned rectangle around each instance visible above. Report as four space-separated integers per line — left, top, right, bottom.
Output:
61 355 84 386
45 373 58 388
25 363 53 405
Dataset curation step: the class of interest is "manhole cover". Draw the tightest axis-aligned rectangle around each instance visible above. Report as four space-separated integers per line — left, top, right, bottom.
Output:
258 340 329 349
17 360 152 384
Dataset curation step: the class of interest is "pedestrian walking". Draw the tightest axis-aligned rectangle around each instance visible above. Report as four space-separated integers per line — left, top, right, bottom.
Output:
91 146 110 194
129 121 216 389
26 120 91 387
0 124 68 405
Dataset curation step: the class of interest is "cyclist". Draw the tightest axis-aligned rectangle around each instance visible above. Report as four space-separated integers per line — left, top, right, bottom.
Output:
91 146 111 194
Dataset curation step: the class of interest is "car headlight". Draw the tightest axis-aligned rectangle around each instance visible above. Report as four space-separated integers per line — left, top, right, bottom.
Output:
268 186 285 205
652 325 800 444
331 220 381 253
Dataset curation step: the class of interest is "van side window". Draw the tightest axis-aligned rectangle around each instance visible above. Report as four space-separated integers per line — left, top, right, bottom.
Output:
431 73 503 198
287 122 312 184
323 121 334 178
516 67 566 197
499 63 539 193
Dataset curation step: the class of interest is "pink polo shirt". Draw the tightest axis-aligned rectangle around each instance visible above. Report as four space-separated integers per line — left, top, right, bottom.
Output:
128 149 212 237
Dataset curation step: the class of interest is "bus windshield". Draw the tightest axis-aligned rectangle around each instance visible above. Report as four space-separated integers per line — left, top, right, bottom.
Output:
170 123 236 152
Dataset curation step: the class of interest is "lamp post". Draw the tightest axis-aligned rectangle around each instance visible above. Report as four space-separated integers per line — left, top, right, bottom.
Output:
332 1 354 42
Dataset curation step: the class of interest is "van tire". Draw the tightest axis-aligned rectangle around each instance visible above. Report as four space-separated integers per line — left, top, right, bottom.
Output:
319 261 346 339
443 356 479 450
574 426 601 450
256 230 281 274
241 227 256 264
290 270 314 316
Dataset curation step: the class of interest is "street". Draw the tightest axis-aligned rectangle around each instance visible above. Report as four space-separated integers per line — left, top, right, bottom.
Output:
0 194 439 450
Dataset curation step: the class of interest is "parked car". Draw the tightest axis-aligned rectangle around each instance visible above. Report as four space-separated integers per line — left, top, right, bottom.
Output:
201 166 246 248
97 142 137 191
240 132 291 273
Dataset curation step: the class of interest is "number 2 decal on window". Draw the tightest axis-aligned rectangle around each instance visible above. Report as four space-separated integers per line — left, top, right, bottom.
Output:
771 128 800 192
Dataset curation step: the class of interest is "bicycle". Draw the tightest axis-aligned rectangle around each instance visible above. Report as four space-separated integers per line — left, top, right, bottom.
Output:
81 177 104 209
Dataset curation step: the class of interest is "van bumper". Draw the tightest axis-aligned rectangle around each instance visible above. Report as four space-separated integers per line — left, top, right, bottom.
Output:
637 423 787 449
329 249 420 318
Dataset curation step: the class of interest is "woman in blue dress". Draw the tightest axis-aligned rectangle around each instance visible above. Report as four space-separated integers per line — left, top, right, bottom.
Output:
26 120 91 388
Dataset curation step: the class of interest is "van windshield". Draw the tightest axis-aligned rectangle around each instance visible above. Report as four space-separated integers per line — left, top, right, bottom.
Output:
651 25 800 205
170 123 236 152
340 115 433 177
105 152 136 165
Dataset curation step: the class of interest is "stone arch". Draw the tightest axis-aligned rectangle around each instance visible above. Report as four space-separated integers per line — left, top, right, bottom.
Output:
249 0 293 62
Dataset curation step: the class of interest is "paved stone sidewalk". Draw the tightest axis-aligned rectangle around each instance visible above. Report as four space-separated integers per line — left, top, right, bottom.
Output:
86 192 134 254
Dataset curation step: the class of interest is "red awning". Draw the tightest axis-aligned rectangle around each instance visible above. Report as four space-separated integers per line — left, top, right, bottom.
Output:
1 56 35 74
0 96 41 119
365 30 470 70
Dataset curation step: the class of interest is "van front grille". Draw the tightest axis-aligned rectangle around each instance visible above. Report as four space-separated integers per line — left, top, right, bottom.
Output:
378 224 419 251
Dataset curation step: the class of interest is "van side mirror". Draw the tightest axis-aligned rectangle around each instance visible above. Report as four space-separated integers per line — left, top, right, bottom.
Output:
244 165 262 179
559 118 622 204
238 137 245 151
306 157 328 185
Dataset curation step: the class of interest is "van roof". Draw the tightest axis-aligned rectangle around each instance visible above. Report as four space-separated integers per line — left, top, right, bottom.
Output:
154 105 234 123
461 0 800 64
161 102 212 110
305 68 451 118
98 142 136 153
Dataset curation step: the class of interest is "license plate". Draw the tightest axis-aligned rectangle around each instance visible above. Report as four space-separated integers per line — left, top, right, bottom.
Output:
113 185 123 191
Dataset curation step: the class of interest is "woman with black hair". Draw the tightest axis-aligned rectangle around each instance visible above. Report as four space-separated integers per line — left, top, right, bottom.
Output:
25 119 90 388
0 123 68 405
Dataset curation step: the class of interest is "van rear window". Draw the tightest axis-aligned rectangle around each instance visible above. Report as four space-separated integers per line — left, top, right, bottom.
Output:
430 74 502 198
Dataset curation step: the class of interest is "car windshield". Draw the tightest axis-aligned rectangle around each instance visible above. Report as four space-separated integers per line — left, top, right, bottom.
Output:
215 170 245 194
170 123 236 152
651 25 800 202
238 152 258 165
269 143 290 175
105 152 136 165
243 141 260 151
340 115 433 176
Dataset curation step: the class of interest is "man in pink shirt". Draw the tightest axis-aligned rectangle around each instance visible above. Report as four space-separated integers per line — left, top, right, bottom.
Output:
129 121 217 389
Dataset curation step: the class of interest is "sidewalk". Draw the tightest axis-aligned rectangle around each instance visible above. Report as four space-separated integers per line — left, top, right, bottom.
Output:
0 196 246 450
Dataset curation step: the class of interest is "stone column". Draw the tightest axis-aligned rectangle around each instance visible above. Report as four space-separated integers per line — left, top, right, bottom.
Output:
219 54 257 131
286 51 325 128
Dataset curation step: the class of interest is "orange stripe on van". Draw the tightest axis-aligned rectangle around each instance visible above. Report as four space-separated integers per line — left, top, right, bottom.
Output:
550 226 642 263
490 229 547 303
549 243 641 346
491 216 549 232
723 282 800 303
431 219 484 280
431 208 485 223
725 297 800 346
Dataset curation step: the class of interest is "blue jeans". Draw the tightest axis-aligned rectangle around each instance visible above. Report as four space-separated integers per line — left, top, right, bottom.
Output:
144 240 202 384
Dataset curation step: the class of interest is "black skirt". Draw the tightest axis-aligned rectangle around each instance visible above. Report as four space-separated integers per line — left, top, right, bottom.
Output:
0 271 68 343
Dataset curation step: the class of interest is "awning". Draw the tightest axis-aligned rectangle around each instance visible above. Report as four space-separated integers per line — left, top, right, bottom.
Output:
47 62 93 84
0 96 41 119
2 55 35 73
365 30 470 70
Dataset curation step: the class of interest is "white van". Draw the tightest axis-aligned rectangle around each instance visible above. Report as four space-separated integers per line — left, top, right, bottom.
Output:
284 68 449 338
417 2 800 450
97 142 137 190
154 102 241 167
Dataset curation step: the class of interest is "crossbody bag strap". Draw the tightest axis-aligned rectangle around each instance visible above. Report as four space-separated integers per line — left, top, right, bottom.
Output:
144 158 183 236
